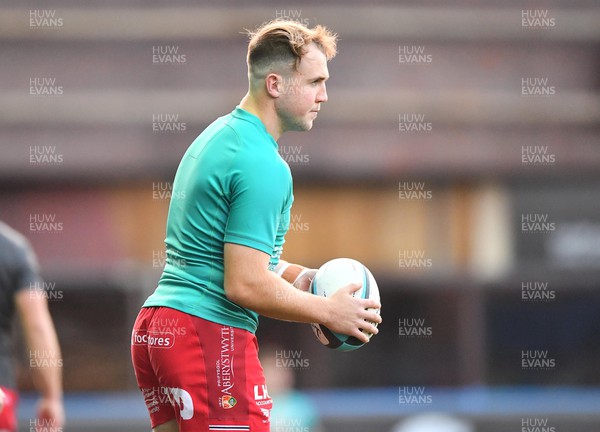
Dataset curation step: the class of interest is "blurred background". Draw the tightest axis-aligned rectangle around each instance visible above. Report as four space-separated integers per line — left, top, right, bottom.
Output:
1 0 600 431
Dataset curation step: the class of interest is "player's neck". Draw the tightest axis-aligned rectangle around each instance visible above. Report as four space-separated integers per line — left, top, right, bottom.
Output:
239 93 282 141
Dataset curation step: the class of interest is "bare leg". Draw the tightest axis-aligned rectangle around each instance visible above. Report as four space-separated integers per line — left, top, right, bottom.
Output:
153 419 179 432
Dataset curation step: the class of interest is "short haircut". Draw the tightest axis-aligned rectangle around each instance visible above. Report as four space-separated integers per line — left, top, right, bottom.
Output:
246 19 337 78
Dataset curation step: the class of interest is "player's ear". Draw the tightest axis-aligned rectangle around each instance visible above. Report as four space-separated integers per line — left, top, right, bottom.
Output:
265 73 281 98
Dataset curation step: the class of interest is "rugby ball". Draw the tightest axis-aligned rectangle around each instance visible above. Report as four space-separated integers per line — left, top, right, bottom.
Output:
310 258 380 352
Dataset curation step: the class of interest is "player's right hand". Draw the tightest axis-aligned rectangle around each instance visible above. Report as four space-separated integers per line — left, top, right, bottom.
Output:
36 397 64 432
324 283 382 344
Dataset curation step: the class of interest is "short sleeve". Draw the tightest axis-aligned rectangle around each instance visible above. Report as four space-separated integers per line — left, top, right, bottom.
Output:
224 157 291 256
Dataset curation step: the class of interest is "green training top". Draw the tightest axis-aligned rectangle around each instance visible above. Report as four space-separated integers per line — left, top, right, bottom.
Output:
144 107 293 333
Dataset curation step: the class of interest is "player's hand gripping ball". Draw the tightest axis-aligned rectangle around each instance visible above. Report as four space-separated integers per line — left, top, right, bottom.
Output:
310 258 381 351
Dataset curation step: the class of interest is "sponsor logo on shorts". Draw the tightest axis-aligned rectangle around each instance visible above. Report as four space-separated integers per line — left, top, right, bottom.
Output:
253 384 272 407
131 329 174 348
168 387 194 420
260 408 271 423
254 384 273 423
216 326 237 409
221 395 237 409
142 387 169 415
141 387 194 419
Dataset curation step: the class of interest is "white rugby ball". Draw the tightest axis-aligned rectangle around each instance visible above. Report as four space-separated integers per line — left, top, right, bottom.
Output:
310 258 381 351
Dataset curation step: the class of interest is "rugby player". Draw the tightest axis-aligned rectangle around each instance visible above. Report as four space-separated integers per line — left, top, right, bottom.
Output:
131 19 381 432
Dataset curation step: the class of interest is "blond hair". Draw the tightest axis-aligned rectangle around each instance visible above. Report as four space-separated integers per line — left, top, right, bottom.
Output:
246 19 337 77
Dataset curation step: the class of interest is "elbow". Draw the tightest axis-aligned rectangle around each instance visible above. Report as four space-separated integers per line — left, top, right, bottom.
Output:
224 280 252 308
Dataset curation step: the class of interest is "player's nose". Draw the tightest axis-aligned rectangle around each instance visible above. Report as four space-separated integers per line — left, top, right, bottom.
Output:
316 83 328 103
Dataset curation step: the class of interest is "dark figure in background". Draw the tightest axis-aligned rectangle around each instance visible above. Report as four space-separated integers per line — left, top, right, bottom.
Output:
0 221 64 432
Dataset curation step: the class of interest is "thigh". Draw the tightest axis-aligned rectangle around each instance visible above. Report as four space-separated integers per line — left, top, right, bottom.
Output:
190 317 272 432
131 307 176 429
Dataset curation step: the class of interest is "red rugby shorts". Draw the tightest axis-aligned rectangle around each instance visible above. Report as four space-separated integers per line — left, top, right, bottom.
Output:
131 306 272 431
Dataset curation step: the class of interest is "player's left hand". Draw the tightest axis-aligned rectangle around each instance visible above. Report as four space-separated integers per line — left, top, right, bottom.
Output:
292 269 318 293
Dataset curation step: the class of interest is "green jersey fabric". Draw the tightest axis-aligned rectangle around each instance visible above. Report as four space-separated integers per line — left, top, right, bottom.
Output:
144 107 293 333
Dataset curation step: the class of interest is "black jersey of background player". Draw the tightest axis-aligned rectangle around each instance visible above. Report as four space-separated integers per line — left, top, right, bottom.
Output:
0 221 43 389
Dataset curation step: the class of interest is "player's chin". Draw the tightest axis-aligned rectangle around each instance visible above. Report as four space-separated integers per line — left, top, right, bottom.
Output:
289 116 314 132
303 117 315 130
292 121 313 132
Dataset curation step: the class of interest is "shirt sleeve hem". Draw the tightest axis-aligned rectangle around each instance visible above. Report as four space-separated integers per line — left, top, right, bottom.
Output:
223 235 273 256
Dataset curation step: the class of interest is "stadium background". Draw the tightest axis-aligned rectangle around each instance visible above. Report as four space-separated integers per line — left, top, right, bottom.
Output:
1 0 599 431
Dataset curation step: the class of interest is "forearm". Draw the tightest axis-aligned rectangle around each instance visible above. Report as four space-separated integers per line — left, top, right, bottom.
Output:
227 266 330 325
25 315 63 400
224 243 380 343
